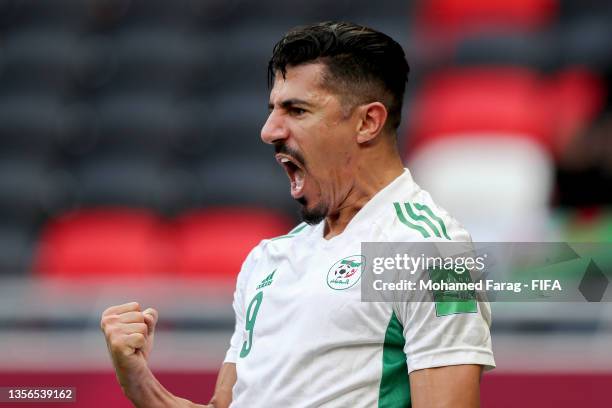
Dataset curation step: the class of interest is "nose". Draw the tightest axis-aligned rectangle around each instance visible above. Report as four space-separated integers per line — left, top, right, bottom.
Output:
261 109 289 145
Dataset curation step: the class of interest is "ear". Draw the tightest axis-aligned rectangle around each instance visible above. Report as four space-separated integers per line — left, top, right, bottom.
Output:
356 102 388 144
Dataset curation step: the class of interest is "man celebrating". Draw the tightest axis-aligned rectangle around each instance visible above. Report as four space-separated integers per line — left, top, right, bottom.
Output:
101 22 495 407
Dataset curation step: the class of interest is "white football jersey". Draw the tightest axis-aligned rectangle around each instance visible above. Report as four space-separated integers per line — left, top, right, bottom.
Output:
224 169 495 407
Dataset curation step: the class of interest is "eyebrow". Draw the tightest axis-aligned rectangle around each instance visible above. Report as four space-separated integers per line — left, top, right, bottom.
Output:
268 98 315 111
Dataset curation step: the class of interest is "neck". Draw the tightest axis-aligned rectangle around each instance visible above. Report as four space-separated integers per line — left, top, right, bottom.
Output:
323 152 404 239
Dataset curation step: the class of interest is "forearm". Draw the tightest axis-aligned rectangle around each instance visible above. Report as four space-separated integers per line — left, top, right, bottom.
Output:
101 303 216 407
410 364 482 408
116 363 208 408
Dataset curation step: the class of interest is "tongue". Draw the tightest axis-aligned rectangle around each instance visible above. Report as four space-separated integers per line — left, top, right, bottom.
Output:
291 168 305 198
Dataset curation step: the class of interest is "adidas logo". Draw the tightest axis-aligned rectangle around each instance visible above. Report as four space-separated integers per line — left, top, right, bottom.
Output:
256 270 276 290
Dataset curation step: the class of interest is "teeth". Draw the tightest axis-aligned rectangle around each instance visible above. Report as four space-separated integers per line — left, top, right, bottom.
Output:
295 171 304 190
280 158 290 163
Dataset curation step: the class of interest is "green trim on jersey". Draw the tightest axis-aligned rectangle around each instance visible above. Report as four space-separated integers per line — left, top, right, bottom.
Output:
378 311 411 408
394 202 430 239
269 223 308 241
393 202 451 240
404 202 442 238
413 203 451 240
289 223 308 234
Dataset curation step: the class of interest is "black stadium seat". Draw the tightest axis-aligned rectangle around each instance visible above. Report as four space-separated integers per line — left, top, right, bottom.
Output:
1 29 85 92
73 155 196 213
0 94 74 156
0 220 36 275
455 32 557 70
204 90 270 151
3 0 87 30
0 158 73 221
87 93 191 157
559 16 612 69
108 27 211 92
176 90 271 157
193 155 296 217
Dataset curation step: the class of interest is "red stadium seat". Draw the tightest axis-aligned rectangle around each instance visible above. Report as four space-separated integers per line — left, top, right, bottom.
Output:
172 208 292 281
405 67 560 240
406 66 606 158
406 67 554 156
34 208 171 278
417 0 558 38
413 0 558 60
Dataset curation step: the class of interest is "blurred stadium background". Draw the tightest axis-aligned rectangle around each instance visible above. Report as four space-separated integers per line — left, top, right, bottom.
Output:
0 0 611 406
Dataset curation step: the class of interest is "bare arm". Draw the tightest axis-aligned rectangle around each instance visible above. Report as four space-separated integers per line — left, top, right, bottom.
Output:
116 362 236 408
199 363 237 408
101 302 237 408
409 364 483 408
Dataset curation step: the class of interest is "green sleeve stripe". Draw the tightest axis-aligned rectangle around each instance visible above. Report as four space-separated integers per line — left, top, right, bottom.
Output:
404 202 442 238
378 311 411 407
413 203 451 240
393 202 430 239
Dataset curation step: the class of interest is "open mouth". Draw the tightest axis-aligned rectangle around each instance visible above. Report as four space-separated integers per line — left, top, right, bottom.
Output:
275 153 305 199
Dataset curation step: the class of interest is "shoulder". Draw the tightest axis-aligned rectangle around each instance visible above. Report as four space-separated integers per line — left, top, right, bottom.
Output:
242 222 312 266
265 222 310 243
235 222 312 288
379 180 471 243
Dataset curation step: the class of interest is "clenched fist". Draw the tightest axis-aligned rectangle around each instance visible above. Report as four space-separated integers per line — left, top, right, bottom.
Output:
101 302 229 407
101 302 158 384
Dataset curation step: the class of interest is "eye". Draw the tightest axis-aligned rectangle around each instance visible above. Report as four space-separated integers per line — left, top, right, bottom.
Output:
289 107 306 116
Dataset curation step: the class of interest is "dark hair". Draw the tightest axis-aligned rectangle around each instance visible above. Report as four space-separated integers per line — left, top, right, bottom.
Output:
268 21 409 131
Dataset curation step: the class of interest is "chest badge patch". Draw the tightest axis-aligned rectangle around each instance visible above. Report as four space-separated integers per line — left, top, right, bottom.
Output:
327 255 365 290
